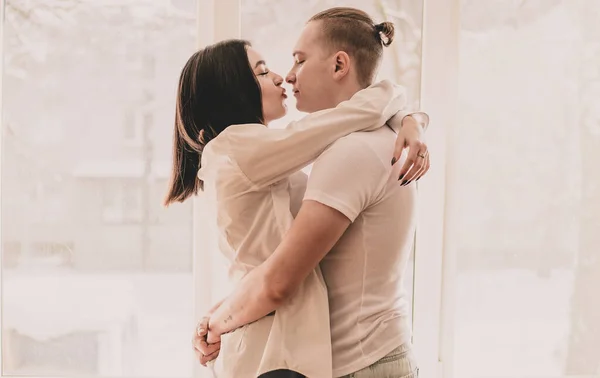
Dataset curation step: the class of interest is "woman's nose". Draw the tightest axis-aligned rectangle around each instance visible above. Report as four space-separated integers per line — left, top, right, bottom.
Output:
274 74 284 86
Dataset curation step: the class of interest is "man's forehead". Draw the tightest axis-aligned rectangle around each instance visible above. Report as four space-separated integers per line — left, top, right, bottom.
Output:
293 22 322 53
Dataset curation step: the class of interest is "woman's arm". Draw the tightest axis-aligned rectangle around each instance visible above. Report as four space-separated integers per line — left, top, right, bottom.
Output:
227 80 412 188
388 111 431 182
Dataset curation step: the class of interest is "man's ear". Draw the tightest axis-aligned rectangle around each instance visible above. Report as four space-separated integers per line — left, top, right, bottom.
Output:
332 51 351 80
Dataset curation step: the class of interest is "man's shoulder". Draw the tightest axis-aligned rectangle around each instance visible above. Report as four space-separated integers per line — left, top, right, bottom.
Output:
321 127 396 165
334 126 395 148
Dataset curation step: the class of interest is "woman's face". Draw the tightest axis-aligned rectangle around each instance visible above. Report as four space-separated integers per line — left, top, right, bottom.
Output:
246 47 287 125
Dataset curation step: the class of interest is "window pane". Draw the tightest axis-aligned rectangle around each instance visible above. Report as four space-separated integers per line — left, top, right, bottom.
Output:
452 1 600 376
241 0 423 328
1 0 197 376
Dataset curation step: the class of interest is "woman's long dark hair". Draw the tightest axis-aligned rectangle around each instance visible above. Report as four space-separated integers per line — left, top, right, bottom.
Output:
164 39 264 206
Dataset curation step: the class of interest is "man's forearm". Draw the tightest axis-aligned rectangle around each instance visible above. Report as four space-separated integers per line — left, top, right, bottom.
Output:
208 265 283 337
208 201 350 338
206 297 225 316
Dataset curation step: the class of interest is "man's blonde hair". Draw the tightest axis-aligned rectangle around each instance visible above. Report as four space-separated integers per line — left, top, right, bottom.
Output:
309 7 395 88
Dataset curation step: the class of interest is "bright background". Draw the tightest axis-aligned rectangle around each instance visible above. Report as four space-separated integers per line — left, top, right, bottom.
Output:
1 0 598 378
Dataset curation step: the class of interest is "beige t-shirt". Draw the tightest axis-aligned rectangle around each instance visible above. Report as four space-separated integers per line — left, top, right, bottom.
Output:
197 81 408 378
303 127 417 377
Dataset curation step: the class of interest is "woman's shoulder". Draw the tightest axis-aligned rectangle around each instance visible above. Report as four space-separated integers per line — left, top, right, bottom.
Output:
198 136 238 184
204 123 265 154
201 123 264 173
221 123 267 138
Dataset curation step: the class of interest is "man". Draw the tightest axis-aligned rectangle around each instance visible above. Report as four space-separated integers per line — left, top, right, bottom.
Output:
194 7 428 378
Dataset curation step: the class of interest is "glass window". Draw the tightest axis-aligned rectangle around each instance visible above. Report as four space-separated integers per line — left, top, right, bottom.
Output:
1 0 197 376
450 1 600 376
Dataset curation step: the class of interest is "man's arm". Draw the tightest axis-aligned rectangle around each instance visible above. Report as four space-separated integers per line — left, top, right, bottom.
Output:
206 200 351 342
207 138 387 343
192 298 225 365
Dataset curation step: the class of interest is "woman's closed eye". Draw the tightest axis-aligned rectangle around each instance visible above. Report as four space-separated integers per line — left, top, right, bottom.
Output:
258 70 270 76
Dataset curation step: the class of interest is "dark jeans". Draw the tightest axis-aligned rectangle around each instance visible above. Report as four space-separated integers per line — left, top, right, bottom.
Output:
258 369 305 378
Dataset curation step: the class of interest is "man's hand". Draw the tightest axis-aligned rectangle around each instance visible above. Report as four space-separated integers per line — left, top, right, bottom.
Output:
192 316 221 366
206 330 221 345
391 114 430 185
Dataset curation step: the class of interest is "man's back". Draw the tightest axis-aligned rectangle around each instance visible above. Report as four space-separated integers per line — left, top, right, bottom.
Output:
304 127 417 377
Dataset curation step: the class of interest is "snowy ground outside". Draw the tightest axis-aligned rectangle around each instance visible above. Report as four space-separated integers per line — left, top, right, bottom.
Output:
2 268 581 377
3 271 195 377
453 269 577 378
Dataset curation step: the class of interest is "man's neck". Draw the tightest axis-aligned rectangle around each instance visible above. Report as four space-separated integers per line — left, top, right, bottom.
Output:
329 82 363 109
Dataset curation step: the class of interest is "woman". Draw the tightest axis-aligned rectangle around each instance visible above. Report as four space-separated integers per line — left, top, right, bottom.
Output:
165 39 427 377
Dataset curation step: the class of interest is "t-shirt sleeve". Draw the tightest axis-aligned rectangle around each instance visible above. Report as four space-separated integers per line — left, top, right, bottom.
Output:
303 137 389 222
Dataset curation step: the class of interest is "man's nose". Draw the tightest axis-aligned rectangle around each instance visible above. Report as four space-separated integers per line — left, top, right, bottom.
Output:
286 72 296 84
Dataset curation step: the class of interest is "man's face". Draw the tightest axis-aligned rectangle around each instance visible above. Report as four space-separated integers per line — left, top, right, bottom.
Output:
286 21 336 113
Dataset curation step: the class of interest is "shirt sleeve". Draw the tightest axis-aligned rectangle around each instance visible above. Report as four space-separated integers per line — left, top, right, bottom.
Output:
224 80 406 189
386 111 430 132
303 137 389 222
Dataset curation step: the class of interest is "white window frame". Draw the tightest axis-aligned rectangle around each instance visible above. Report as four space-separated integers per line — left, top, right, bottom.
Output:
1 0 6 374
414 0 459 378
192 1 242 378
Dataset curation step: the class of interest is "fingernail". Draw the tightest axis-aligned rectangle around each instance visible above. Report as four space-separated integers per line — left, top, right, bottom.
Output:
399 174 405 181
391 157 397 166
401 180 407 185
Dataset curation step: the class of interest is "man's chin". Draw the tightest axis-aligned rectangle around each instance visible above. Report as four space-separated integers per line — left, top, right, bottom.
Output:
295 98 331 114
294 101 311 113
